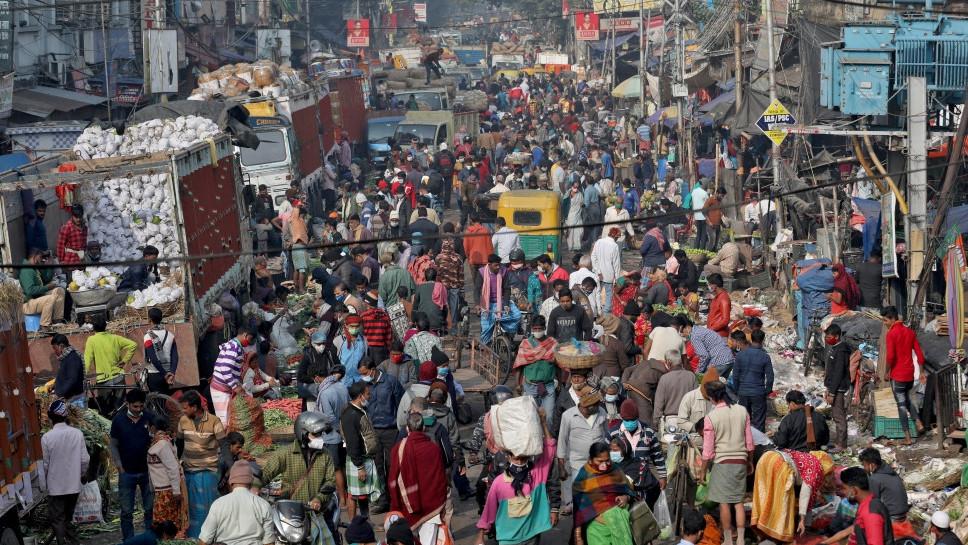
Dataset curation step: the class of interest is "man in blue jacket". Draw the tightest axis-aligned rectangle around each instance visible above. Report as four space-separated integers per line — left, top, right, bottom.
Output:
731 329 774 432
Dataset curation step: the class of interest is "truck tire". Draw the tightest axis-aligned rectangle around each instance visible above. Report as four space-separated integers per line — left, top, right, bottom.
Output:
0 515 22 545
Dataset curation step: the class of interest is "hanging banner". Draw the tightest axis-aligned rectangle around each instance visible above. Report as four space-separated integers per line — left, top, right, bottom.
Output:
576 11 600 41
0 73 12 119
562 0 569 17
347 19 370 47
645 15 665 46
0 0 11 72
881 192 898 278
945 248 964 349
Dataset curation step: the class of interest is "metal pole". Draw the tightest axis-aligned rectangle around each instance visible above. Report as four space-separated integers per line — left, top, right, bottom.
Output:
907 76 928 308
765 0 778 202
676 0 685 175
611 0 617 89
101 0 111 122
639 0 646 116
734 0 742 108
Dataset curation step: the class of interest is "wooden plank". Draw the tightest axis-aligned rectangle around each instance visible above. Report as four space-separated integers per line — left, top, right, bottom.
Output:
874 387 899 418
454 367 492 393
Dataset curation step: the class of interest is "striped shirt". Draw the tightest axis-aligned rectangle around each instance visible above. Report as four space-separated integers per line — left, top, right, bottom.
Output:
212 338 244 389
177 411 225 471
360 307 393 348
691 326 735 373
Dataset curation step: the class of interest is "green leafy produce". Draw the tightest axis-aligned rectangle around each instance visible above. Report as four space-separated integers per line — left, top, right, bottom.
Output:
280 385 298 398
160 539 200 545
264 408 294 430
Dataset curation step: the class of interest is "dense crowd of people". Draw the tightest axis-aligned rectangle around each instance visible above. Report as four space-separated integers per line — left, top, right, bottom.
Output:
35 68 942 545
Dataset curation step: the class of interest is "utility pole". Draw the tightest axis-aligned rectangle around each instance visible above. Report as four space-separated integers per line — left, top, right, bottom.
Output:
675 0 686 176
765 0 779 213
907 76 928 308
733 0 742 108
639 0 646 116
100 0 111 122
611 0 617 88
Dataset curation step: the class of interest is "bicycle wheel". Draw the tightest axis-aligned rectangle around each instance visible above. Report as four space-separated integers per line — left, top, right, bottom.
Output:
856 383 875 433
491 335 514 385
671 464 689 535
146 392 184 430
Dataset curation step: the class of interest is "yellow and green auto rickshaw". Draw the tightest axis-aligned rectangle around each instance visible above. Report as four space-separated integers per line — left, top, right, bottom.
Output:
497 190 562 262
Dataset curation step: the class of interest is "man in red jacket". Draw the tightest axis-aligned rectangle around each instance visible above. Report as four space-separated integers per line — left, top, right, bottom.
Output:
464 213 495 305
882 305 926 445
706 273 731 337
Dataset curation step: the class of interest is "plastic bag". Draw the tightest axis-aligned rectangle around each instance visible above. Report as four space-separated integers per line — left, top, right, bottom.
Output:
73 481 104 524
489 396 543 457
653 490 672 540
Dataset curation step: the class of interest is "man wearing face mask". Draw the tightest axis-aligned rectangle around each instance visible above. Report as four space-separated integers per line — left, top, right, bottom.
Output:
477 254 522 344
297 330 334 411
110 389 155 540
842 467 894 545
608 399 666 509
356 358 403 514
253 412 338 543
340 382 383 520
314 365 349 506
513 315 562 414
389 413 448 532
548 288 593 343
210 327 256 426
557 390 608 517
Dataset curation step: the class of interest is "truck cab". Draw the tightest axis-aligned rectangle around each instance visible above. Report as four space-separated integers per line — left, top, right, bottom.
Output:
405 87 450 111
240 114 299 207
366 111 406 168
394 118 448 149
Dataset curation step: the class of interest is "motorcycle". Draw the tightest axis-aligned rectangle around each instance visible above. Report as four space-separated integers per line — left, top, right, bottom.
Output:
269 485 342 545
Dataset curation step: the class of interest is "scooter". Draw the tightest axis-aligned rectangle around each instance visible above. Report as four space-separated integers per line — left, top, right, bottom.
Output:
270 485 342 545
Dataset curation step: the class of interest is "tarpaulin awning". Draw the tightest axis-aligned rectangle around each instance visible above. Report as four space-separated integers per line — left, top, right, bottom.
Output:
13 87 107 118
0 152 30 172
185 40 219 67
220 50 253 62
594 32 637 53
646 105 678 123
698 89 735 117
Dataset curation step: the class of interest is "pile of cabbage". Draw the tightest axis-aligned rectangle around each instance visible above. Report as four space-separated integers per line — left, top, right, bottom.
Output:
69 267 117 292
68 116 221 309
72 116 220 160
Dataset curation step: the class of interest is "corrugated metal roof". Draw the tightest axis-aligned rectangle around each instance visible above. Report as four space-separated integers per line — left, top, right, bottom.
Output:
13 87 107 118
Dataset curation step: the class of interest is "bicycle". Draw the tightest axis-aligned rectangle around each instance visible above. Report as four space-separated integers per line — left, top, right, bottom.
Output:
666 426 699 536
801 313 827 376
851 364 878 434
477 307 521 385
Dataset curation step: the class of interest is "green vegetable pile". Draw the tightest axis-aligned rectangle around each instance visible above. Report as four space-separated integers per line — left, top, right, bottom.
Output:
264 409 294 430
683 247 718 258
160 539 199 545
280 385 298 398
652 304 691 317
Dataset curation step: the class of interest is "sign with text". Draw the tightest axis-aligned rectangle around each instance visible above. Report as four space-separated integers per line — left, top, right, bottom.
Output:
414 4 426 22
575 11 600 41
600 17 640 32
756 99 796 146
0 73 12 119
347 19 370 47
0 0 11 72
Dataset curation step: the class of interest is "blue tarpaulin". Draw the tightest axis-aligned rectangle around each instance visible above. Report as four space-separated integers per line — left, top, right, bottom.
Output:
593 32 637 53
795 258 833 348
0 152 30 172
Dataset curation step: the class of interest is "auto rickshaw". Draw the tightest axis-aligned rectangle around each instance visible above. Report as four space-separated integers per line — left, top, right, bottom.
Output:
496 190 562 262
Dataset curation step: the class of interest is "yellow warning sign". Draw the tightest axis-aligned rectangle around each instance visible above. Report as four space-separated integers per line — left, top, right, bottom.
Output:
756 99 796 147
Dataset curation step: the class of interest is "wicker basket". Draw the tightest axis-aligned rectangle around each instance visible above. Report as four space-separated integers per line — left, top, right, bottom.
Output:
118 298 185 321
556 342 606 370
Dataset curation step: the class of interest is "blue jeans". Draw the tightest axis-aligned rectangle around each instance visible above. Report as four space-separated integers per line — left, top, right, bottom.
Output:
602 282 614 314
891 380 920 434
448 287 464 335
118 471 153 540
481 301 522 344
523 381 557 415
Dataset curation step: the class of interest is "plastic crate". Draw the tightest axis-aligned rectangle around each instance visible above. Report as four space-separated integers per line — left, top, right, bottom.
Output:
873 416 917 439
749 271 773 289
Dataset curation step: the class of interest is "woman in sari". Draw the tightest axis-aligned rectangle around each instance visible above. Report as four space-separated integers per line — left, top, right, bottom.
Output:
572 442 635 545
611 272 642 317
751 449 835 543
146 414 188 536
825 263 861 313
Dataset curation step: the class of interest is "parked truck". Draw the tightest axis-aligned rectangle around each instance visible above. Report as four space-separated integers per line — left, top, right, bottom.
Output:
452 46 488 67
393 110 480 150
366 110 407 167
0 135 252 387
0 308 44 545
